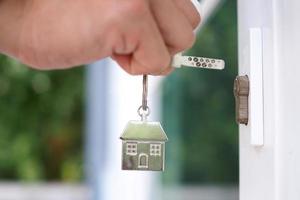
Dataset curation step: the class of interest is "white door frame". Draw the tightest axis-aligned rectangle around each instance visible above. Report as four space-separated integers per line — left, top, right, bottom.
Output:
238 0 300 199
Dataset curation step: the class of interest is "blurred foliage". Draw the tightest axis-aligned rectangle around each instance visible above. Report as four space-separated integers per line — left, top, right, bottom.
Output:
0 0 236 184
163 0 238 184
0 56 84 182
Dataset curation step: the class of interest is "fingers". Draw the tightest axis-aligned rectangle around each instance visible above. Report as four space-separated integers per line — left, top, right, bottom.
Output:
149 0 196 55
160 66 174 75
173 0 201 29
112 0 199 76
112 6 171 75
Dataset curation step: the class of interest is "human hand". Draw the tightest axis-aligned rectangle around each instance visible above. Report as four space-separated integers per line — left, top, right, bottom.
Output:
0 0 200 75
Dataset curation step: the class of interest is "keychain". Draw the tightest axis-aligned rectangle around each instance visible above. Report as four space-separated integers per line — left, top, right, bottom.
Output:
120 57 225 172
120 55 225 171
120 75 168 171
119 0 225 172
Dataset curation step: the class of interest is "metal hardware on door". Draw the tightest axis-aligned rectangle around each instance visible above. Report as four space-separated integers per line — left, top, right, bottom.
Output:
234 75 249 125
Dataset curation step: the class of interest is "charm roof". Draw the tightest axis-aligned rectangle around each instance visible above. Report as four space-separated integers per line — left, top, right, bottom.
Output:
120 120 168 141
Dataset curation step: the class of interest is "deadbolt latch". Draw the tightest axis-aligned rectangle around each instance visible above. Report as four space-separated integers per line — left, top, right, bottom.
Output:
234 75 249 125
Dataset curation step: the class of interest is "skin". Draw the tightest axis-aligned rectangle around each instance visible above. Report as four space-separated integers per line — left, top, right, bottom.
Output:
0 0 200 75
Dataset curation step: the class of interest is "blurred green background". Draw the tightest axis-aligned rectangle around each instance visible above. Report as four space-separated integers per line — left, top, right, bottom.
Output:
0 56 84 181
0 0 237 185
163 0 238 184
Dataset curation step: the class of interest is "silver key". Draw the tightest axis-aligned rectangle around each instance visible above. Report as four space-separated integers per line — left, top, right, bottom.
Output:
172 53 225 70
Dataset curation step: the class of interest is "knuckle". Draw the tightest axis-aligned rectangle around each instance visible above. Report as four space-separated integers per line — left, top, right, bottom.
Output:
192 12 201 28
17 30 50 69
18 47 40 68
151 56 171 74
18 45 63 70
127 55 171 75
175 32 196 52
128 71 141 76
121 0 148 18
124 66 142 76
186 32 196 48
160 67 174 76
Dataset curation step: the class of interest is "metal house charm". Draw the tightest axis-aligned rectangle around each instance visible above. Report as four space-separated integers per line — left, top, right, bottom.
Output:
120 120 168 171
120 75 168 171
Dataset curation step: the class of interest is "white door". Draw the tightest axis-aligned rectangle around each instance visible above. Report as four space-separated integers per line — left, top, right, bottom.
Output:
238 0 300 199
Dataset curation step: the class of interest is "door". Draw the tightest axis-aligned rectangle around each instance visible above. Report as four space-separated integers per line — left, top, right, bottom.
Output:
138 154 149 169
238 0 300 199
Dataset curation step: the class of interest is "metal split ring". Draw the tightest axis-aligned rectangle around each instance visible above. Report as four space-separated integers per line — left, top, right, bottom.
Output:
142 75 148 111
138 105 150 120
137 75 150 121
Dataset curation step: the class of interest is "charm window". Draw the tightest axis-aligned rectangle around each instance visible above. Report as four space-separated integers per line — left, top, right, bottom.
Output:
150 144 161 156
126 143 137 156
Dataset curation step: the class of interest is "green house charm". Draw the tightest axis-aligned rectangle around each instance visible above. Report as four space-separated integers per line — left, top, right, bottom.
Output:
120 120 168 171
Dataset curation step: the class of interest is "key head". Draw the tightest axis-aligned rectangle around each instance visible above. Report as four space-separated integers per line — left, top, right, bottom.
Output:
171 53 225 70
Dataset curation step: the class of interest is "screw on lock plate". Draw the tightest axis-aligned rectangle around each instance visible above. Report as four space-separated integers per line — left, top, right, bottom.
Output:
172 53 225 70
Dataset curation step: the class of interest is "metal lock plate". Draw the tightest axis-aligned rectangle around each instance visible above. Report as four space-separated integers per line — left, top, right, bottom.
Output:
234 75 250 125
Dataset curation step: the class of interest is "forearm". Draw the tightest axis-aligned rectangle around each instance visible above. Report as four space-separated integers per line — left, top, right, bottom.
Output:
0 0 27 57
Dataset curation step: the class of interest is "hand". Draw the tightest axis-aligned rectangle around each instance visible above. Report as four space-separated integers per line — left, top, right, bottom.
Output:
0 0 200 75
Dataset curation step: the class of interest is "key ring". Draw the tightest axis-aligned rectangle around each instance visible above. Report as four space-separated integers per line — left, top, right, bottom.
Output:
138 75 150 121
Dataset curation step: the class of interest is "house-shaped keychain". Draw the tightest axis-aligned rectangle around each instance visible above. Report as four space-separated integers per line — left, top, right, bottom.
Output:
120 54 224 172
120 120 168 171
